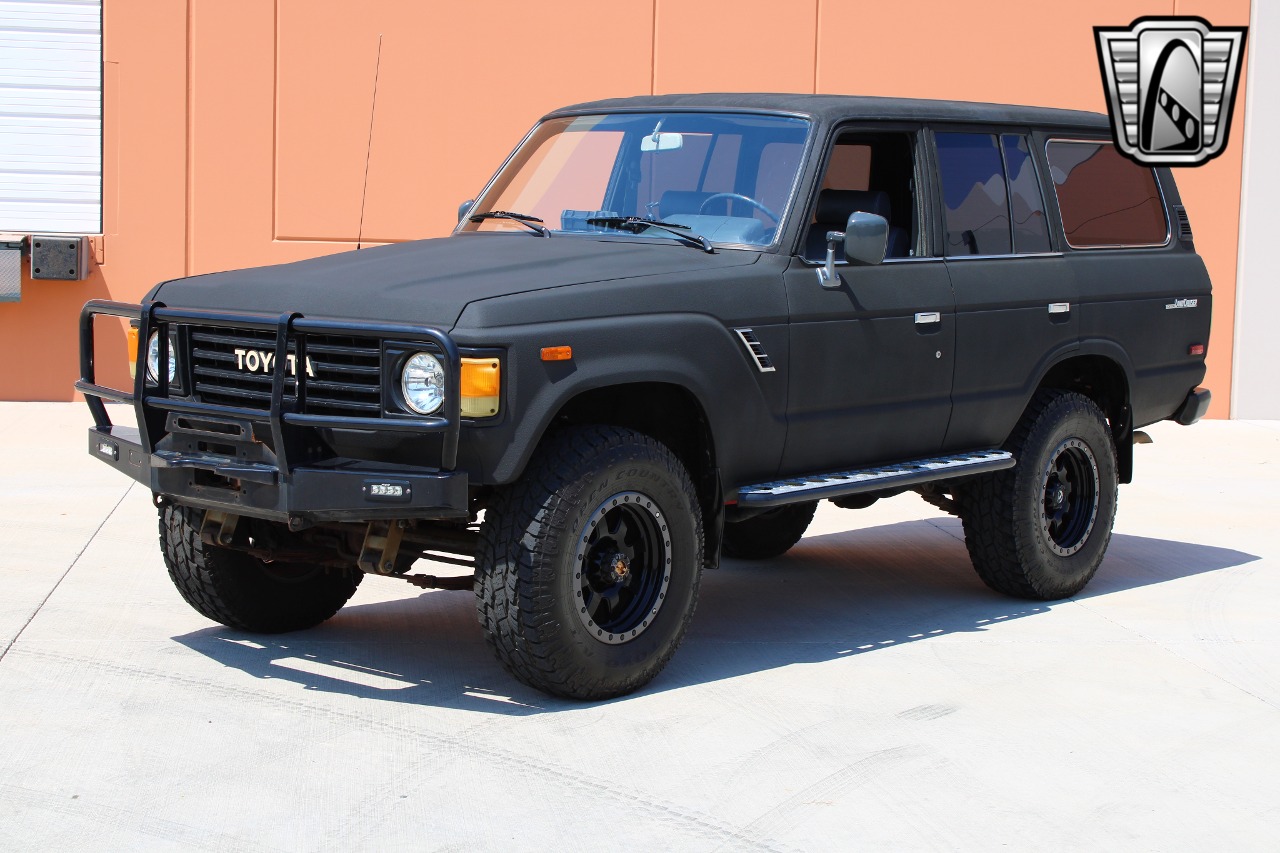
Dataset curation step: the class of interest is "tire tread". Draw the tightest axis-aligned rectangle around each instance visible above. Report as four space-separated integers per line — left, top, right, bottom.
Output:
159 504 361 633
957 390 1117 600
475 426 702 700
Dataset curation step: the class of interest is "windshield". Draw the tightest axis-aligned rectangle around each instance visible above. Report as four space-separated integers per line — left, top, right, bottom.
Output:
460 112 811 248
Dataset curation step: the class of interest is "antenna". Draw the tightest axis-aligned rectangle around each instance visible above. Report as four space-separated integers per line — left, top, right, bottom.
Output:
356 34 383 251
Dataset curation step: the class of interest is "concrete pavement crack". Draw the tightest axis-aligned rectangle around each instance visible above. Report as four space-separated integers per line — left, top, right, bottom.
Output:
0 481 136 664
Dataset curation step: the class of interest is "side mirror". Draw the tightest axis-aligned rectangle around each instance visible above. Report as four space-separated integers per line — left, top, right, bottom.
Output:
816 211 889 288
843 211 889 266
458 199 475 224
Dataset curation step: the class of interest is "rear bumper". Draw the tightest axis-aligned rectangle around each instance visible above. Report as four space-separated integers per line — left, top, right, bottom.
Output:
1172 386 1212 426
89 425 469 524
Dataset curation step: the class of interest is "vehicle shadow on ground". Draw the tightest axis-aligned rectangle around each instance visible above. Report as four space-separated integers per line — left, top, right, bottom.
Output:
171 518 1258 715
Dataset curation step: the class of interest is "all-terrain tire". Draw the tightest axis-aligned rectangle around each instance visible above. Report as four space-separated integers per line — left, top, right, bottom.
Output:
722 501 817 560
475 426 703 700
159 504 362 632
957 390 1118 600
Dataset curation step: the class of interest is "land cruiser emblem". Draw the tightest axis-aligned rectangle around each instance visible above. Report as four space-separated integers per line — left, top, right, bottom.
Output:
1095 17 1247 167
233 347 315 377
1165 298 1199 310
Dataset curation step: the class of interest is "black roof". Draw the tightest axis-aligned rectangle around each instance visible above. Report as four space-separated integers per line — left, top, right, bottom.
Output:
550 93 1109 130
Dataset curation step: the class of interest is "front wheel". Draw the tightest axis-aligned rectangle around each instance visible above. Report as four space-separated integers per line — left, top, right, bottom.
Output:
476 426 703 700
958 390 1118 600
159 504 362 632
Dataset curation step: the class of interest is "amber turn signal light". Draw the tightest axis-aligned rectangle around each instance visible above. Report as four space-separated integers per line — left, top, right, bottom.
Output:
460 357 500 418
541 346 573 362
127 326 139 380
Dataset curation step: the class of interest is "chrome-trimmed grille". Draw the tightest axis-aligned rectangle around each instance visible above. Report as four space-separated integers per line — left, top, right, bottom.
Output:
186 325 384 417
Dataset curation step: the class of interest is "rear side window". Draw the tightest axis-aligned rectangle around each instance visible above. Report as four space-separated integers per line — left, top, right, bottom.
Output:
1046 141 1168 248
1002 134 1051 253
936 133 1010 256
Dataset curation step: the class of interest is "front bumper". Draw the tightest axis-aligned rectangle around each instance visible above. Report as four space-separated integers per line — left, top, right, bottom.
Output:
78 300 470 525
87 424 468 523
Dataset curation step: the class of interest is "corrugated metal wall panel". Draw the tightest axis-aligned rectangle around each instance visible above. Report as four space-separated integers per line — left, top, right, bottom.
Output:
0 0 101 234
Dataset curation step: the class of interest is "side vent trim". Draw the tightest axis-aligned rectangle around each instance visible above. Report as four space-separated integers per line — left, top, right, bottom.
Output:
1175 206 1193 242
733 328 776 373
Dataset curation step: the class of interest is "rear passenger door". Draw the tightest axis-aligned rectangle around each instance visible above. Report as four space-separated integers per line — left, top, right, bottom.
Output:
937 128 1079 451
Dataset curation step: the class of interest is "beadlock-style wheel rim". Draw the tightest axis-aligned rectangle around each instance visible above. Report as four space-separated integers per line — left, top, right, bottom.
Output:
1040 438 1100 557
573 491 672 645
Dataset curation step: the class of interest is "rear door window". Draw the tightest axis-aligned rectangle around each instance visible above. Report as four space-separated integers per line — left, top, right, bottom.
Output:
1001 134 1052 253
935 133 1011 256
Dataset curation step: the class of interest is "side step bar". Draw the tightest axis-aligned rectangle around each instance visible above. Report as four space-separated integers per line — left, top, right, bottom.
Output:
736 449 1014 508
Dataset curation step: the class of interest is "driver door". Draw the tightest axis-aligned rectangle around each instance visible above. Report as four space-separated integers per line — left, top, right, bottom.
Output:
779 126 955 475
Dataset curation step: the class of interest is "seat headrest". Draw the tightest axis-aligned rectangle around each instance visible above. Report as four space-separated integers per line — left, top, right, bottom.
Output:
815 189 891 223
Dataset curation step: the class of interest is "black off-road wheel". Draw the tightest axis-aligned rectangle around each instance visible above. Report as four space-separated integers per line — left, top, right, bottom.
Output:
957 390 1118 600
159 504 362 632
722 501 817 560
476 426 703 700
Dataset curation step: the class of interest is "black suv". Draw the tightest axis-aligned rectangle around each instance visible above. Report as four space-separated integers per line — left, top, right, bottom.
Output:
78 94 1213 699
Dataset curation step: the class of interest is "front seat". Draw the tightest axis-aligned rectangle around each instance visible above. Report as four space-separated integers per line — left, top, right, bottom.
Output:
805 189 909 261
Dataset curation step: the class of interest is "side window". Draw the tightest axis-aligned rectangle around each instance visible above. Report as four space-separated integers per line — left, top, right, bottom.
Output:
1046 140 1168 248
1001 134 1052 253
821 144 871 191
935 133 1011 256
804 132 918 261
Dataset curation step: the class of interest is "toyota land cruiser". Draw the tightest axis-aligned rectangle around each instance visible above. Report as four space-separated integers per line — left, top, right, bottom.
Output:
78 94 1213 699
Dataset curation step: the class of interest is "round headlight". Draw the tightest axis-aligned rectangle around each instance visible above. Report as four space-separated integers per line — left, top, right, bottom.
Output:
401 352 445 414
146 331 177 384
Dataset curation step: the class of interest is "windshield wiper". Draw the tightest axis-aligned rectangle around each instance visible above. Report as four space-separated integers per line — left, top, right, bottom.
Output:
470 210 551 238
585 216 714 253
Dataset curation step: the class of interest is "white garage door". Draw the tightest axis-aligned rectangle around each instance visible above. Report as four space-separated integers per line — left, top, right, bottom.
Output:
0 0 101 234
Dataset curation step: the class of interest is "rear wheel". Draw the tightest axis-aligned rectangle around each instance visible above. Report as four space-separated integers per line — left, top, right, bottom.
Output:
476 426 703 700
159 504 362 632
722 501 817 560
958 390 1118 600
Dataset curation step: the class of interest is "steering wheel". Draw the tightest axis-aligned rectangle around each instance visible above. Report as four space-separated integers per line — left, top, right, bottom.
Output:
698 192 780 223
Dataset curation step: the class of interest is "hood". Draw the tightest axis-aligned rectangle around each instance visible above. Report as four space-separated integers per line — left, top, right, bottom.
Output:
152 234 761 329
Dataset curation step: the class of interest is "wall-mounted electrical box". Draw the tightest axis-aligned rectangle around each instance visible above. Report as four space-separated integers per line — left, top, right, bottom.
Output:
30 235 91 281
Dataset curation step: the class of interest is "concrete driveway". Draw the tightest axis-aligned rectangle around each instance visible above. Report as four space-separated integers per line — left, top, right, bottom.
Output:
2 402 1277 851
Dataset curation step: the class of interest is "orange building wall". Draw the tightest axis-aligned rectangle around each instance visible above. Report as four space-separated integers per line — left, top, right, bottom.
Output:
0 0 1248 419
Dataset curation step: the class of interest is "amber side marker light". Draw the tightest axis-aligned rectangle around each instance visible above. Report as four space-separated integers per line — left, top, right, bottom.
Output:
126 326 139 380
541 346 573 362
460 357 500 417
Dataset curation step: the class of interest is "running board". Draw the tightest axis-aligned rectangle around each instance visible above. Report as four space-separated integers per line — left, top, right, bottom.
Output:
736 450 1015 508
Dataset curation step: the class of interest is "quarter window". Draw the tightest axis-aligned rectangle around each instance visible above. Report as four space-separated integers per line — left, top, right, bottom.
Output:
1046 141 1168 248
